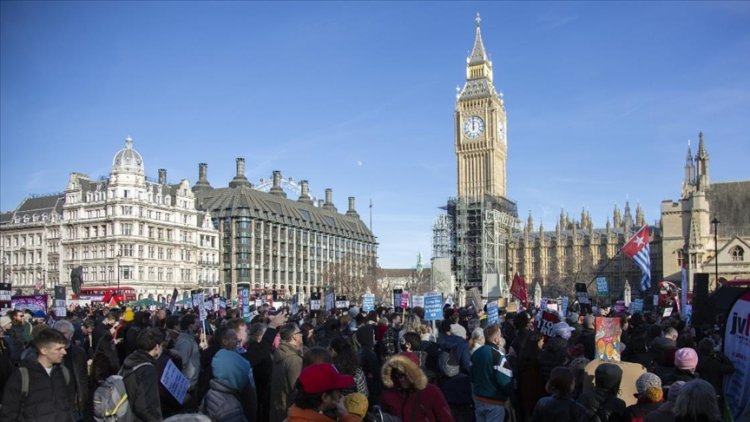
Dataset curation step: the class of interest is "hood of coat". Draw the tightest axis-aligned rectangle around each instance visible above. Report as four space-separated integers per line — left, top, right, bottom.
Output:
212 349 251 393
209 378 240 394
381 354 427 391
274 341 302 364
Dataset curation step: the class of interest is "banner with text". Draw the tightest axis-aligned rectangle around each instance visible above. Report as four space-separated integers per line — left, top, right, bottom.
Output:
723 291 750 421
424 293 443 321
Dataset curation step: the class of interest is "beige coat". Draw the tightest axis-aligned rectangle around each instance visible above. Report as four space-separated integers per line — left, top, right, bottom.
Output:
269 341 303 422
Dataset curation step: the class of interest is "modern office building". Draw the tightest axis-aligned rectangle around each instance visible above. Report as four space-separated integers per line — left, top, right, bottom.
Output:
192 160 378 301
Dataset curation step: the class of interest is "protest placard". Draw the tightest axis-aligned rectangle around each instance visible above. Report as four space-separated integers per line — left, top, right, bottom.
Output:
487 301 499 325
630 298 644 313
400 292 410 309
240 288 250 320
160 359 189 404
11 295 48 315
335 295 347 309
536 311 560 337
362 294 375 312
595 317 622 361
596 277 609 295
324 288 335 311
310 292 321 311
424 293 443 321
411 295 424 309
168 288 178 312
393 289 403 310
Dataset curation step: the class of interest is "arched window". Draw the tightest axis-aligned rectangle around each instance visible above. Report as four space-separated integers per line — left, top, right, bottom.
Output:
731 246 745 262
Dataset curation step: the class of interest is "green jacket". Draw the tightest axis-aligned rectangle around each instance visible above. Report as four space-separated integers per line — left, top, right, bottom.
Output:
470 344 512 402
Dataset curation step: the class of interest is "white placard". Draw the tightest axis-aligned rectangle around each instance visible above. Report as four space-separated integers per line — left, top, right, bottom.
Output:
160 358 189 404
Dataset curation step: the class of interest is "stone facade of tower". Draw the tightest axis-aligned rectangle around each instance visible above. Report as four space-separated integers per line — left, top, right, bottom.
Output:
661 132 750 291
455 15 508 200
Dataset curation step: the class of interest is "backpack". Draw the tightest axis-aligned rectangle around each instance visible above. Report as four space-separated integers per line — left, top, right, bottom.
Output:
438 345 460 378
16 365 70 419
93 362 152 422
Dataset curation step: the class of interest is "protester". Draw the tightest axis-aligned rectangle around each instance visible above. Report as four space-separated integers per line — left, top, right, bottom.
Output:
174 314 201 390
672 379 721 422
469 327 485 354
531 366 587 422
538 322 573 384
381 354 455 422
329 336 368 395
52 320 89 421
285 363 361 422
577 363 627 422
625 372 664 420
122 327 164 422
269 323 304 422
575 315 596 360
695 337 734 408
201 327 257 422
0 328 76 421
471 325 513 422
644 380 685 422
665 347 699 384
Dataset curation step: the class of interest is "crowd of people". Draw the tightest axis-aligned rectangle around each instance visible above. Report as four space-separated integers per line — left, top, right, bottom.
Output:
0 298 736 422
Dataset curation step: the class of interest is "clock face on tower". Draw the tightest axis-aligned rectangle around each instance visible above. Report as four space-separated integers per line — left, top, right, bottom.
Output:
463 115 485 139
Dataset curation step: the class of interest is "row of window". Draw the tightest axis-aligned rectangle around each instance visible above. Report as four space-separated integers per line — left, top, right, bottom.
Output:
76 265 216 283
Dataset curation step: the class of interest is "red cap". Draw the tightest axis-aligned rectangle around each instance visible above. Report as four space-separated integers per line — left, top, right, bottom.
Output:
298 363 354 394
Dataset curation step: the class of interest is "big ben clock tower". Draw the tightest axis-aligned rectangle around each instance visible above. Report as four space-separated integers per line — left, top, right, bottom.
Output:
455 14 507 200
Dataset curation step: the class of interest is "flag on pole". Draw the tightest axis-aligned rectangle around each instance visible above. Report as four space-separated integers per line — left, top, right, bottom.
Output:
623 225 652 291
510 273 528 305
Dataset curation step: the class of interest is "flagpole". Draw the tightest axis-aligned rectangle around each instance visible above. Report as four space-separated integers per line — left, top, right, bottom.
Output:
586 248 624 289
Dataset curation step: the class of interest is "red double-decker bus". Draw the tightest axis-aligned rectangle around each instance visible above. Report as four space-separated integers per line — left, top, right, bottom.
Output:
72 286 136 307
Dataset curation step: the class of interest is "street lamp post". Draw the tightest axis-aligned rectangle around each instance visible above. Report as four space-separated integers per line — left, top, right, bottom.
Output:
711 218 720 287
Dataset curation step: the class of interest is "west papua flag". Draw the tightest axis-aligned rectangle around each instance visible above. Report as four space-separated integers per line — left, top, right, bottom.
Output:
623 225 652 291
510 272 529 305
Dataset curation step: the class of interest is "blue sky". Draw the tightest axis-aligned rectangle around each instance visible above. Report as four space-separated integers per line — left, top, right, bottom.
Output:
2 2 749 269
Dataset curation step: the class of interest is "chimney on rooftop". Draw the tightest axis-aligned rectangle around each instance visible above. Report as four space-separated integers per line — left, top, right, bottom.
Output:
158 169 167 185
229 157 252 189
269 170 286 198
346 196 359 218
323 188 337 212
298 180 313 205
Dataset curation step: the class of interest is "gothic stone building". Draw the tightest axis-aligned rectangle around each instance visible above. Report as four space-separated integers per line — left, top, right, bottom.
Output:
661 133 750 292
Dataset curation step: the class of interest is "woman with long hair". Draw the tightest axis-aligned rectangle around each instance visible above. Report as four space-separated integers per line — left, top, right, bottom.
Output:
329 336 368 395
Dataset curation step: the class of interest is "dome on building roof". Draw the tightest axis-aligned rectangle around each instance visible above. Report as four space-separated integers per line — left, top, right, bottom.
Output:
112 136 144 174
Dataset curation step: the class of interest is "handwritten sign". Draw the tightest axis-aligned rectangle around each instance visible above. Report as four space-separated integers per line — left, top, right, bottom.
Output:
160 359 189 404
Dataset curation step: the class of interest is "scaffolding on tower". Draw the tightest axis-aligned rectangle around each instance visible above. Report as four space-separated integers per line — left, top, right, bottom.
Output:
436 195 519 302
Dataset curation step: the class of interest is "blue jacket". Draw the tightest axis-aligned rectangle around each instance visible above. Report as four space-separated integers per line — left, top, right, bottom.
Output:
470 344 512 402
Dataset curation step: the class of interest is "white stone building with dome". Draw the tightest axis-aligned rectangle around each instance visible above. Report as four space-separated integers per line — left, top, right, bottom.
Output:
55 137 221 301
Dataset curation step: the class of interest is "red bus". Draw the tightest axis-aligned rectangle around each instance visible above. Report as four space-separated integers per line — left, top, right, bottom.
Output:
72 286 136 307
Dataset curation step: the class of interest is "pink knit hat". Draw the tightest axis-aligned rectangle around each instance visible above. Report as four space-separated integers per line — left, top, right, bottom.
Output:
674 347 698 370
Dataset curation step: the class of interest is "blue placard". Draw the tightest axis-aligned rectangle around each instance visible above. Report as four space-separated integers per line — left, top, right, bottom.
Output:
424 293 444 321
487 301 499 325
240 288 250 319
630 298 644 313
596 277 609 295
362 294 375 312
160 358 189 404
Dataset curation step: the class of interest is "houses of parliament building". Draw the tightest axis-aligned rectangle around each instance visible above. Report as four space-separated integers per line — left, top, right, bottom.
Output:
433 15 750 302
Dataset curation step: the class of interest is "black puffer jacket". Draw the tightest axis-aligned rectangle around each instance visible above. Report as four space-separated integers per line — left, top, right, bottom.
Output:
0 358 75 422
538 336 568 384
122 350 161 422
577 363 627 422
201 379 248 422
531 396 588 422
